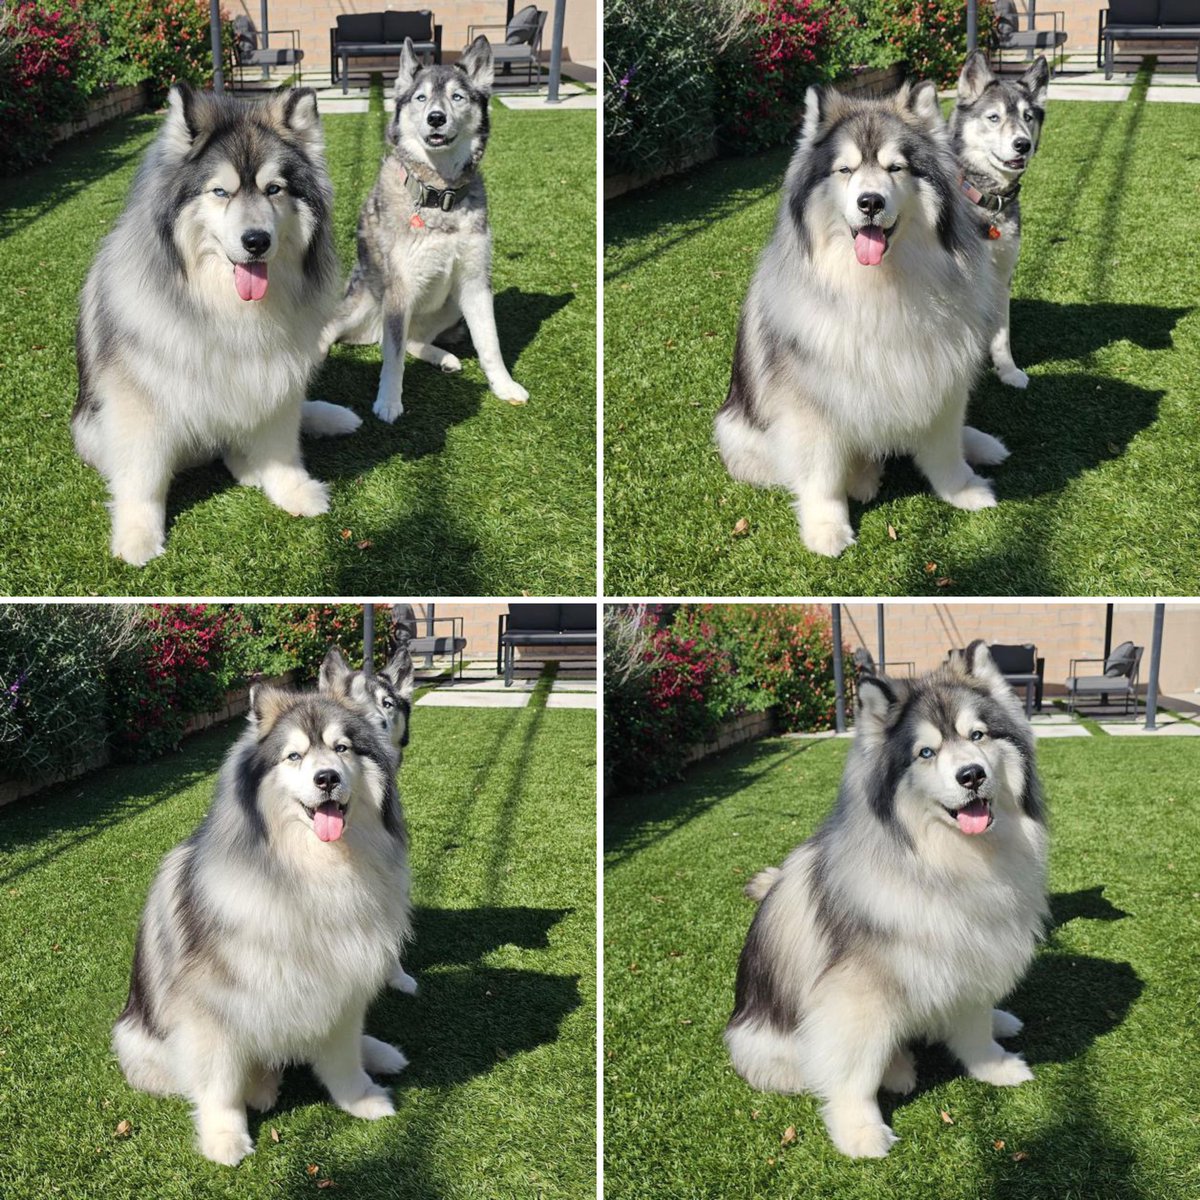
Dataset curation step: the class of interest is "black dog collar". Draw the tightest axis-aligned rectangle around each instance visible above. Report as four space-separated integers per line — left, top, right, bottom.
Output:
399 162 467 212
959 176 1021 214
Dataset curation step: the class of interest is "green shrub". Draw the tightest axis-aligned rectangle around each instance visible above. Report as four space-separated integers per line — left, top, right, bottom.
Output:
870 0 991 86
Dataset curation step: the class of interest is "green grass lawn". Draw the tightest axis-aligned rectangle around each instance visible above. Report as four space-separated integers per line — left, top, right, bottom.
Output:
604 736 1200 1199
0 87 595 596
0 697 596 1199
604 89 1200 596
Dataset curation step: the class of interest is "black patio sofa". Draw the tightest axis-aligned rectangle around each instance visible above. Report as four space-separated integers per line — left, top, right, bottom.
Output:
1099 0 1200 79
497 604 597 686
331 11 442 93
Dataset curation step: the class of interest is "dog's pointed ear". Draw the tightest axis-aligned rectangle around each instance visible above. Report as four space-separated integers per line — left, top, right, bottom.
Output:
275 87 324 155
459 35 494 92
1020 55 1050 107
800 85 831 144
248 685 290 736
855 674 898 732
958 49 995 104
963 640 1007 692
380 641 416 702
318 646 352 697
903 79 945 135
395 38 421 94
161 83 203 161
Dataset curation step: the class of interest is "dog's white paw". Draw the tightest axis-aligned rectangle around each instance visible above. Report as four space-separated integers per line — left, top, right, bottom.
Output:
340 1084 395 1120
881 1048 917 1095
111 523 166 567
992 1009 1024 1039
963 427 1011 467
491 377 529 405
389 966 418 994
270 476 330 518
302 400 362 438
245 1068 281 1113
998 366 1029 389
361 1036 409 1075
373 389 404 423
828 1119 899 1159
942 477 997 511
970 1052 1033 1087
802 519 856 557
439 353 462 374
199 1125 254 1166
847 460 884 504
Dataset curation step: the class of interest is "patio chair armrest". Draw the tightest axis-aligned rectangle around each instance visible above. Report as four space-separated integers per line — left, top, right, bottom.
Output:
1069 658 1106 672
467 23 509 40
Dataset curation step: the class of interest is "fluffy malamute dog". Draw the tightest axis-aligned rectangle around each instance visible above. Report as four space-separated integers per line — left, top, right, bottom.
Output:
321 36 529 420
727 643 1048 1158
952 52 1049 389
73 85 361 566
319 626 418 995
113 689 411 1165
715 83 1011 557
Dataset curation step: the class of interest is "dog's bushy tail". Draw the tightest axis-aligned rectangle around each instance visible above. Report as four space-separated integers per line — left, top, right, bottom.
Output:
744 866 781 902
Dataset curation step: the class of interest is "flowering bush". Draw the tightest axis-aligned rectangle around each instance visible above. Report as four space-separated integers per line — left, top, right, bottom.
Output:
102 0 231 102
0 1 99 169
870 0 991 87
251 604 376 682
716 0 837 153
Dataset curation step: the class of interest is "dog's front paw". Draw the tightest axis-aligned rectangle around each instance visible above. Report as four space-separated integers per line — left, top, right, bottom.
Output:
491 377 529 405
828 1119 899 1159
963 427 1011 467
942 476 997 511
302 400 362 438
362 1035 409 1075
271 476 330 518
992 1009 1024 1039
998 366 1029 389
389 965 418 994
199 1126 254 1166
111 522 166 567
881 1048 917 1095
802 519 856 558
970 1052 1033 1087
373 389 404 423
340 1083 395 1120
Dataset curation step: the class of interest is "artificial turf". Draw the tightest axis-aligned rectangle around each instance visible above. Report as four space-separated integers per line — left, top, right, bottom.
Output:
0 85 596 596
603 735 1200 1198
603 88 1200 596
0 696 596 1199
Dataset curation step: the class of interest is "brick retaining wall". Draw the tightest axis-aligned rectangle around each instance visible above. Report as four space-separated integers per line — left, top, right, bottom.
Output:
683 707 777 767
51 82 151 149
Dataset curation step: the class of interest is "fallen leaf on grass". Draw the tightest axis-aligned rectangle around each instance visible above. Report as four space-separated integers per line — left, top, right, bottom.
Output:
113 1120 131 1138
306 1164 320 1176
994 1139 1006 1150
317 1180 336 1190
355 540 373 550
924 561 937 573
939 1110 954 1125
270 1127 280 1143
339 529 352 540
1011 1151 1029 1162
781 1125 797 1147
887 524 897 541
732 517 750 538
936 577 955 589
750 1109 761 1121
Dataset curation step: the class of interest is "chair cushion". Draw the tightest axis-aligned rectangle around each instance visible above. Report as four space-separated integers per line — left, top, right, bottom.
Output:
232 14 258 54
1069 674 1133 693
1107 0 1160 23
988 643 1036 674
507 5 541 43
1104 641 1137 676
1159 0 1200 23
384 10 433 42
505 604 562 632
336 13 385 42
559 604 596 632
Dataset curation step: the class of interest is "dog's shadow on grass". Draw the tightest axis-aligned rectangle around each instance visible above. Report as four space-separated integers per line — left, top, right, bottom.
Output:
1011 299 1191 367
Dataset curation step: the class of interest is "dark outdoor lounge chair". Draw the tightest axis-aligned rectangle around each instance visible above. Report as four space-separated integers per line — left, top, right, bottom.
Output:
988 643 1045 716
409 612 466 682
1065 641 1144 718
331 11 442 93
497 604 597 686
1099 0 1200 80
231 16 304 87
992 0 1068 75
468 6 547 86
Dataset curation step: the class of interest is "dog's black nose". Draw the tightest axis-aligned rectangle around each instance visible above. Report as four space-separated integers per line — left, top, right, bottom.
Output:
427 109 447 128
1012 137 1032 155
314 768 340 792
241 229 271 256
956 763 987 789
857 192 885 218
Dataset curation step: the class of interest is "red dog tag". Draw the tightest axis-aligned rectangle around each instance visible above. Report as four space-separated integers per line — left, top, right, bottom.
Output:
410 213 425 230
988 225 1001 240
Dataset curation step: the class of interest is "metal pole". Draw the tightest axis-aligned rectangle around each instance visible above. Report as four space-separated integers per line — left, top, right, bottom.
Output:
832 604 846 734
546 0 566 103
876 604 886 675
967 0 978 54
1144 604 1164 731
260 0 270 82
363 604 375 670
210 0 225 93
1101 602 1113 707
423 603 436 671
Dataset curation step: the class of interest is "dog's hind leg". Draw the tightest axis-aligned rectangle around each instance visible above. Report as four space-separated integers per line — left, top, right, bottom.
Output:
224 400 329 518
945 1005 1033 1086
846 456 885 504
361 1034 409 1074
962 426 1010 466
915 400 997 512
456 273 528 404
407 340 463 373
243 1064 282 1113
320 276 380 354
312 1004 395 1119
992 1008 1024 1039
388 962 419 993
880 1045 917 1094
301 400 362 437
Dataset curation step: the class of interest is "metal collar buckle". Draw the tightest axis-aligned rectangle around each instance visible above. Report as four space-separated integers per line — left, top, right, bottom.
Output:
426 185 457 212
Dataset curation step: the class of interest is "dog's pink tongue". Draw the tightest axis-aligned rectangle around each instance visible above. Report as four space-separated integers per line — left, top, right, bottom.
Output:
234 261 268 301
313 801 344 842
854 226 886 266
956 798 991 835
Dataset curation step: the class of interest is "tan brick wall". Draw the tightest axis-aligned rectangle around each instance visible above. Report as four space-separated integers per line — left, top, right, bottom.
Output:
1004 0 1196 57
230 0 595 77
839 603 1200 702
403 602 597 665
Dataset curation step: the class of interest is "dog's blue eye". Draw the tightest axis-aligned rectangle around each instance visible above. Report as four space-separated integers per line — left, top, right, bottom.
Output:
887 164 904 173
987 113 1000 123
416 94 427 103
265 184 282 196
382 699 394 709
452 92 464 102
837 166 852 175
919 747 935 759
213 187 229 198
334 743 350 754
286 751 301 762
970 730 985 742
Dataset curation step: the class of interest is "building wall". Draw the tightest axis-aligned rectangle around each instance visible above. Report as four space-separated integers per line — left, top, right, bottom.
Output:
402 602 597 664
231 0 595 77
1004 0 1195 57
839 603 1200 702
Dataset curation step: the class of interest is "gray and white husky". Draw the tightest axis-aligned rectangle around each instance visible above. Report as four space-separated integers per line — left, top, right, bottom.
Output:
728 643 1048 1158
319 621 418 996
321 36 528 421
113 689 411 1165
715 83 1010 557
74 85 362 566
952 52 1049 389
